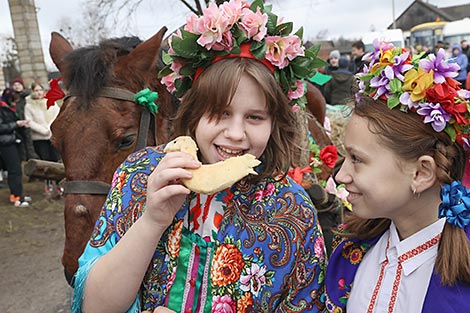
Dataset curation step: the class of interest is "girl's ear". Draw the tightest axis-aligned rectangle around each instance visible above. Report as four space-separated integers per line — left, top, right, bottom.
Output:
411 155 438 193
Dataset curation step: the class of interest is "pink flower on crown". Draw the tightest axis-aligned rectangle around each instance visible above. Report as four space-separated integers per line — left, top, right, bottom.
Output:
196 2 230 50
160 60 184 94
168 29 182 54
284 35 305 60
264 36 289 69
288 80 305 100
184 13 202 34
212 29 234 51
220 0 246 27
239 7 268 42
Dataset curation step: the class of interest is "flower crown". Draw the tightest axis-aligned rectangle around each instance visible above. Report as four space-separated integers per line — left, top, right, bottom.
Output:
158 0 326 110
356 40 470 149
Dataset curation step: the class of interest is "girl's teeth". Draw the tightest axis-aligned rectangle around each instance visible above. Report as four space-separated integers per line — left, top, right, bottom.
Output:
217 146 243 157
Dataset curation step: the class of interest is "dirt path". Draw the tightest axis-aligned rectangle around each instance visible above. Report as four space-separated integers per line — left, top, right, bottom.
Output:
0 178 72 313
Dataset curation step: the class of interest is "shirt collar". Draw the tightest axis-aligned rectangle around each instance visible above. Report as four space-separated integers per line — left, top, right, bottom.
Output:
387 218 445 276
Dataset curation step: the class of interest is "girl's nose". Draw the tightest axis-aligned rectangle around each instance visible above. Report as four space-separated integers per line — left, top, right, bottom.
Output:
335 160 352 185
223 119 246 141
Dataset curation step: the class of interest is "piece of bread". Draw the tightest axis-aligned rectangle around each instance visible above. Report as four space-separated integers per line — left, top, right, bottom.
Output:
164 136 261 194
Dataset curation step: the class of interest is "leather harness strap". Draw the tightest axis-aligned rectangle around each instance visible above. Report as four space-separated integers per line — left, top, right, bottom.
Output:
62 86 156 196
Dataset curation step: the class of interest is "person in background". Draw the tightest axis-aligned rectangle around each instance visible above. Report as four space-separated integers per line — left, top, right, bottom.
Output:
71 1 326 312
324 49 340 75
350 40 367 74
449 44 468 87
323 56 354 105
461 39 470 72
324 42 470 312
0 88 31 207
11 78 38 161
25 81 61 194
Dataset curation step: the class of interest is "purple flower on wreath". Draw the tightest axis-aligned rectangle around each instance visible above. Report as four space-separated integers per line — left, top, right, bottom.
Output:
369 73 391 99
439 181 470 229
384 51 413 81
362 39 395 66
419 48 459 83
399 92 420 110
416 102 451 132
457 89 470 100
462 137 470 152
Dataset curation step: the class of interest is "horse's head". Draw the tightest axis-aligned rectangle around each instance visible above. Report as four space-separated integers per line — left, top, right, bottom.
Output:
49 27 177 283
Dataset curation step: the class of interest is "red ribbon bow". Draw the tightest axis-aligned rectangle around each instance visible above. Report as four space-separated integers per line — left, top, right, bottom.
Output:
288 166 313 185
44 78 65 109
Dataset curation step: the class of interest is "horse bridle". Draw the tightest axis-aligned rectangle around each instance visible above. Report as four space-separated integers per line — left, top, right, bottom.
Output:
62 86 155 195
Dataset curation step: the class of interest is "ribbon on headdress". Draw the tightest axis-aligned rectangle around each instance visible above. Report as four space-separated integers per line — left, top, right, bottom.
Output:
439 180 470 228
193 43 275 82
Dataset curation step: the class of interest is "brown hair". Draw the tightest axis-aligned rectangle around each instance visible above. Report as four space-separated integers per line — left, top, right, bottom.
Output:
172 57 299 181
340 96 470 285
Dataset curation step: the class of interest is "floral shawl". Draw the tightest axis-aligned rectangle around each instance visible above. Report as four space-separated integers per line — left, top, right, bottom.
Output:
72 145 326 312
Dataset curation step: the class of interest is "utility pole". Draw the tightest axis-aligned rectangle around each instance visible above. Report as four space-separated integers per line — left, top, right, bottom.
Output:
7 0 48 88
392 0 396 29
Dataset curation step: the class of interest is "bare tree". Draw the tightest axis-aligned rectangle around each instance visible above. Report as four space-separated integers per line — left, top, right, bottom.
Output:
0 35 20 84
54 1 109 47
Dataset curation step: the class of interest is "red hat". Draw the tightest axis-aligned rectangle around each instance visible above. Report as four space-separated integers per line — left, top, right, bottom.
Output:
12 77 24 87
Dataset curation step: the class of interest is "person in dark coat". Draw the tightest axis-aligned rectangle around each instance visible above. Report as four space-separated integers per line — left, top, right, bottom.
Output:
11 78 38 161
350 40 367 73
323 56 354 105
0 88 31 206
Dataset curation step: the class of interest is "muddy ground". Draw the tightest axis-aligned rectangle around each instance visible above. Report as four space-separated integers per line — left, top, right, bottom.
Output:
0 177 72 313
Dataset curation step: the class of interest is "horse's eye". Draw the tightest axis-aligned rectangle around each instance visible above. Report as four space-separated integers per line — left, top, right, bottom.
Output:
117 135 136 150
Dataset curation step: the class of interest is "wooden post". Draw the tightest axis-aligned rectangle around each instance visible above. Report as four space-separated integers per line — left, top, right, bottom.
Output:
23 159 65 181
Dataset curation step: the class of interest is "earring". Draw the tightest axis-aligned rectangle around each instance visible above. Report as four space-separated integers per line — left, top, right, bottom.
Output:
412 187 421 199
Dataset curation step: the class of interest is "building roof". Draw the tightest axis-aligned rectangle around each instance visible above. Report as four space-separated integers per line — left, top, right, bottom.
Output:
388 0 470 31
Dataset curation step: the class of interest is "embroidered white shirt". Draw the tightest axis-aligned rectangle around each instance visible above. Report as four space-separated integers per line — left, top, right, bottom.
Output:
347 218 445 313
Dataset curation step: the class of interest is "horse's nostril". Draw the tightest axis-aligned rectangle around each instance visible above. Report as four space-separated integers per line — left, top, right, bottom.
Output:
74 204 88 216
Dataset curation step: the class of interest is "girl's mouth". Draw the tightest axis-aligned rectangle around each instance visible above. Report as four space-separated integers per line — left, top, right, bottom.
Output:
216 145 246 159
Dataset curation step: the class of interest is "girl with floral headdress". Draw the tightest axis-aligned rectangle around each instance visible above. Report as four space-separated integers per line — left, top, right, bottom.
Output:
71 1 326 312
324 40 470 312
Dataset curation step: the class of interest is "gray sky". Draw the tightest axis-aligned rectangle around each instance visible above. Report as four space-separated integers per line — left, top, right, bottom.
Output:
0 0 469 70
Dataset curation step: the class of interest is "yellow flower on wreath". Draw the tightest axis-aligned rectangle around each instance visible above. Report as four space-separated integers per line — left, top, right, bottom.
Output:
402 67 434 102
370 47 396 74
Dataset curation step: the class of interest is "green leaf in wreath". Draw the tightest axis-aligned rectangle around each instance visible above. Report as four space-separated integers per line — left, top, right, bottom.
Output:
275 22 293 36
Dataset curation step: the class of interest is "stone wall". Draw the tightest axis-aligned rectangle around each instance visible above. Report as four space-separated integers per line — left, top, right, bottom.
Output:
8 0 48 88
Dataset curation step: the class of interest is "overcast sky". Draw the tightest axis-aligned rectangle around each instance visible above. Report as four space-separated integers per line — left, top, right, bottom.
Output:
0 0 469 70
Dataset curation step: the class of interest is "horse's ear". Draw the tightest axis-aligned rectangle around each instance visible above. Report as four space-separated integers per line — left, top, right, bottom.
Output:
49 32 73 72
124 26 167 72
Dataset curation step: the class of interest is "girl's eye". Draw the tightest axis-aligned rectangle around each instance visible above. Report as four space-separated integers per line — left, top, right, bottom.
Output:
222 111 230 117
248 115 263 120
351 154 361 164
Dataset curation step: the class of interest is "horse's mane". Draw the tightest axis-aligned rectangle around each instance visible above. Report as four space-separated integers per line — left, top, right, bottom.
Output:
63 36 142 106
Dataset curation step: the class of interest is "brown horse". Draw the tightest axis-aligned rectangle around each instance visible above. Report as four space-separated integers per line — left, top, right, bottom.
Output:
49 27 332 286
49 27 178 285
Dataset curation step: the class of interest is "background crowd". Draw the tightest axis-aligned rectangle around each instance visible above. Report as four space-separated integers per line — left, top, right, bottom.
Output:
0 78 60 207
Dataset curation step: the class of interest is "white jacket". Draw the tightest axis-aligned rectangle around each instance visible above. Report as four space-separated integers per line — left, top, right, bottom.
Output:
24 96 60 141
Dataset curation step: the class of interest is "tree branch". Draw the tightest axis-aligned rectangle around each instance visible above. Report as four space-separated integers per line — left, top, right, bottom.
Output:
194 0 203 15
180 0 199 14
